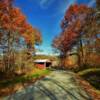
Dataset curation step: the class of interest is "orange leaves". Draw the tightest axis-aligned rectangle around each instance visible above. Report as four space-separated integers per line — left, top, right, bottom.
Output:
52 29 78 53
13 16 26 29
64 4 79 20
64 4 93 21
20 24 42 45
0 12 3 17
53 4 93 54
22 26 42 46
0 14 10 24
0 13 10 30
20 24 35 44
10 8 20 17
0 0 42 49
9 8 26 30
79 5 89 13
3 23 10 30
0 2 7 9
0 0 13 10
16 15 25 24
72 4 79 13
86 53 100 66
0 0 26 31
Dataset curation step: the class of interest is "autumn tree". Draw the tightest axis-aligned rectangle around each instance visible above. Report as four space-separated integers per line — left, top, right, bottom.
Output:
79 0 100 67
52 4 96 68
0 0 42 72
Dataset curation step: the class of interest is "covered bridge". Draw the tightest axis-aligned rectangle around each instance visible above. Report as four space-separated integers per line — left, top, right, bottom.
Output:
34 59 52 69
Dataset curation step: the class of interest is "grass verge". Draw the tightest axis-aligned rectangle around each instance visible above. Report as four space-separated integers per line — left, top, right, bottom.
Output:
0 69 50 88
77 68 100 76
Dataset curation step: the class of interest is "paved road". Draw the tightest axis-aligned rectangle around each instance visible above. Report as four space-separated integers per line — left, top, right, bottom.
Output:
5 71 92 100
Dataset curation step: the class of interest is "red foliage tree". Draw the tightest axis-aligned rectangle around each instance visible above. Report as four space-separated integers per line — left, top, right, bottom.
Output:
0 0 42 72
52 4 95 67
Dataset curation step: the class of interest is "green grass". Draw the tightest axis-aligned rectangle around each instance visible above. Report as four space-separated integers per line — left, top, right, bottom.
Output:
77 68 100 76
0 69 51 88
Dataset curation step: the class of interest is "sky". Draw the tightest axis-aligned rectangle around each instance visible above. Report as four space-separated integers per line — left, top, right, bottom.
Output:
14 0 95 55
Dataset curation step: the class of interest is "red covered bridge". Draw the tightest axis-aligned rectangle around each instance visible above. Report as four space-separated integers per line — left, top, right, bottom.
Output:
34 59 52 69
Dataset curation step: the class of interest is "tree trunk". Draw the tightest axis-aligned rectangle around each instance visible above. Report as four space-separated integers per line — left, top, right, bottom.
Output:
78 38 85 67
6 30 15 72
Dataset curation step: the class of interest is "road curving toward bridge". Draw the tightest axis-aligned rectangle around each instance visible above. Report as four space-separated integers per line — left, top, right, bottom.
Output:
4 71 93 100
